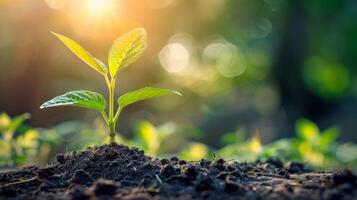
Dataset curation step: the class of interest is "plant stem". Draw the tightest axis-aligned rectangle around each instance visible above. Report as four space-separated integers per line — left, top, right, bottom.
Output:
108 76 117 144
109 126 116 145
113 107 121 123
101 111 109 125
109 80 115 120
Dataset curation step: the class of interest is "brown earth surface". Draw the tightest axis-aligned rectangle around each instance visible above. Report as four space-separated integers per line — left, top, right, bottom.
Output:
0 144 356 200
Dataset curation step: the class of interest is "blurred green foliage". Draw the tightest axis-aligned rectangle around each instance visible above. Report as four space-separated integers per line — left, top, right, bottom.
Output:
218 118 357 170
0 113 60 166
2 113 352 170
131 119 355 170
132 121 169 156
302 57 351 100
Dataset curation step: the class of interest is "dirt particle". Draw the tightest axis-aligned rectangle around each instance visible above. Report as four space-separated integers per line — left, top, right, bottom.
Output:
266 158 283 168
195 176 213 191
88 179 119 196
225 175 237 182
285 184 293 193
141 175 154 186
215 158 225 165
277 169 290 178
76 158 91 170
217 171 230 180
225 180 240 193
286 161 309 173
104 147 119 160
160 159 169 165
199 159 211 167
71 169 93 186
170 156 179 162
0 188 17 197
332 170 356 186
56 153 66 164
303 183 320 190
182 165 198 178
37 167 55 179
213 158 226 170
160 165 177 177
121 193 153 200
260 163 273 170
143 161 153 169
227 165 236 171
109 161 120 167
67 187 90 200
179 160 187 165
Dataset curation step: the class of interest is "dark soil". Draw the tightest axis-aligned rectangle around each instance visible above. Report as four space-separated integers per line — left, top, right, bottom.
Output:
0 144 356 200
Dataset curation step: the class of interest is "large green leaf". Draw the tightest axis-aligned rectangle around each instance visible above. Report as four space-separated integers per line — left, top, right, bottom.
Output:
40 90 106 112
118 87 181 109
108 28 147 77
52 32 108 75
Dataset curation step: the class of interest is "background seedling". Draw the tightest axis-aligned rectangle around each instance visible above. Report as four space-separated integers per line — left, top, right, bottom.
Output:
0 113 60 165
40 28 181 144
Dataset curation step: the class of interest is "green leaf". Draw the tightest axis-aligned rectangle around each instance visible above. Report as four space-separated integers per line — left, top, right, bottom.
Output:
295 118 319 141
118 87 181 109
108 28 147 77
320 127 339 147
51 32 108 75
13 155 27 165
136 121 159 156
0 113 11 131
8 113 31 133
40 90 106 112
220 132 239 145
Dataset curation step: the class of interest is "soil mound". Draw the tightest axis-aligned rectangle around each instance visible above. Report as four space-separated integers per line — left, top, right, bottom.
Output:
0 144 356 199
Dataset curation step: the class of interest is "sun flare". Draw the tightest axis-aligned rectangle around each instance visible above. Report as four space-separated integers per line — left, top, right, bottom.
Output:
69 0 121 35
87 0 111 14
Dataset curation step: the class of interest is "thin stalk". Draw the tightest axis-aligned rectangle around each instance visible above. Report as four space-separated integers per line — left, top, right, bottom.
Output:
107 75 117 144
101 111 109 125
109 81 115 120
109 124 116 144
104 75 111 88
113 107 122 124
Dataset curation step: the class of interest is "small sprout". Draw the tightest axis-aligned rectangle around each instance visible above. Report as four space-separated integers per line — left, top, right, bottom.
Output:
41 28 181 144
0 112 58 165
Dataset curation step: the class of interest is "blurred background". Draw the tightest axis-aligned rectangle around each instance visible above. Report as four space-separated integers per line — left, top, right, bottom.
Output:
0 0 356 170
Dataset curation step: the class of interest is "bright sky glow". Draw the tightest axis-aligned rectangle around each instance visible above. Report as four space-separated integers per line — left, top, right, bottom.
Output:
65 0 121 36
86 0 114 16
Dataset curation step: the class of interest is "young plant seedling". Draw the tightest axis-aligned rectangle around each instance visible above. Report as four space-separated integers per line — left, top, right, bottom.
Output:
40 28 181 144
